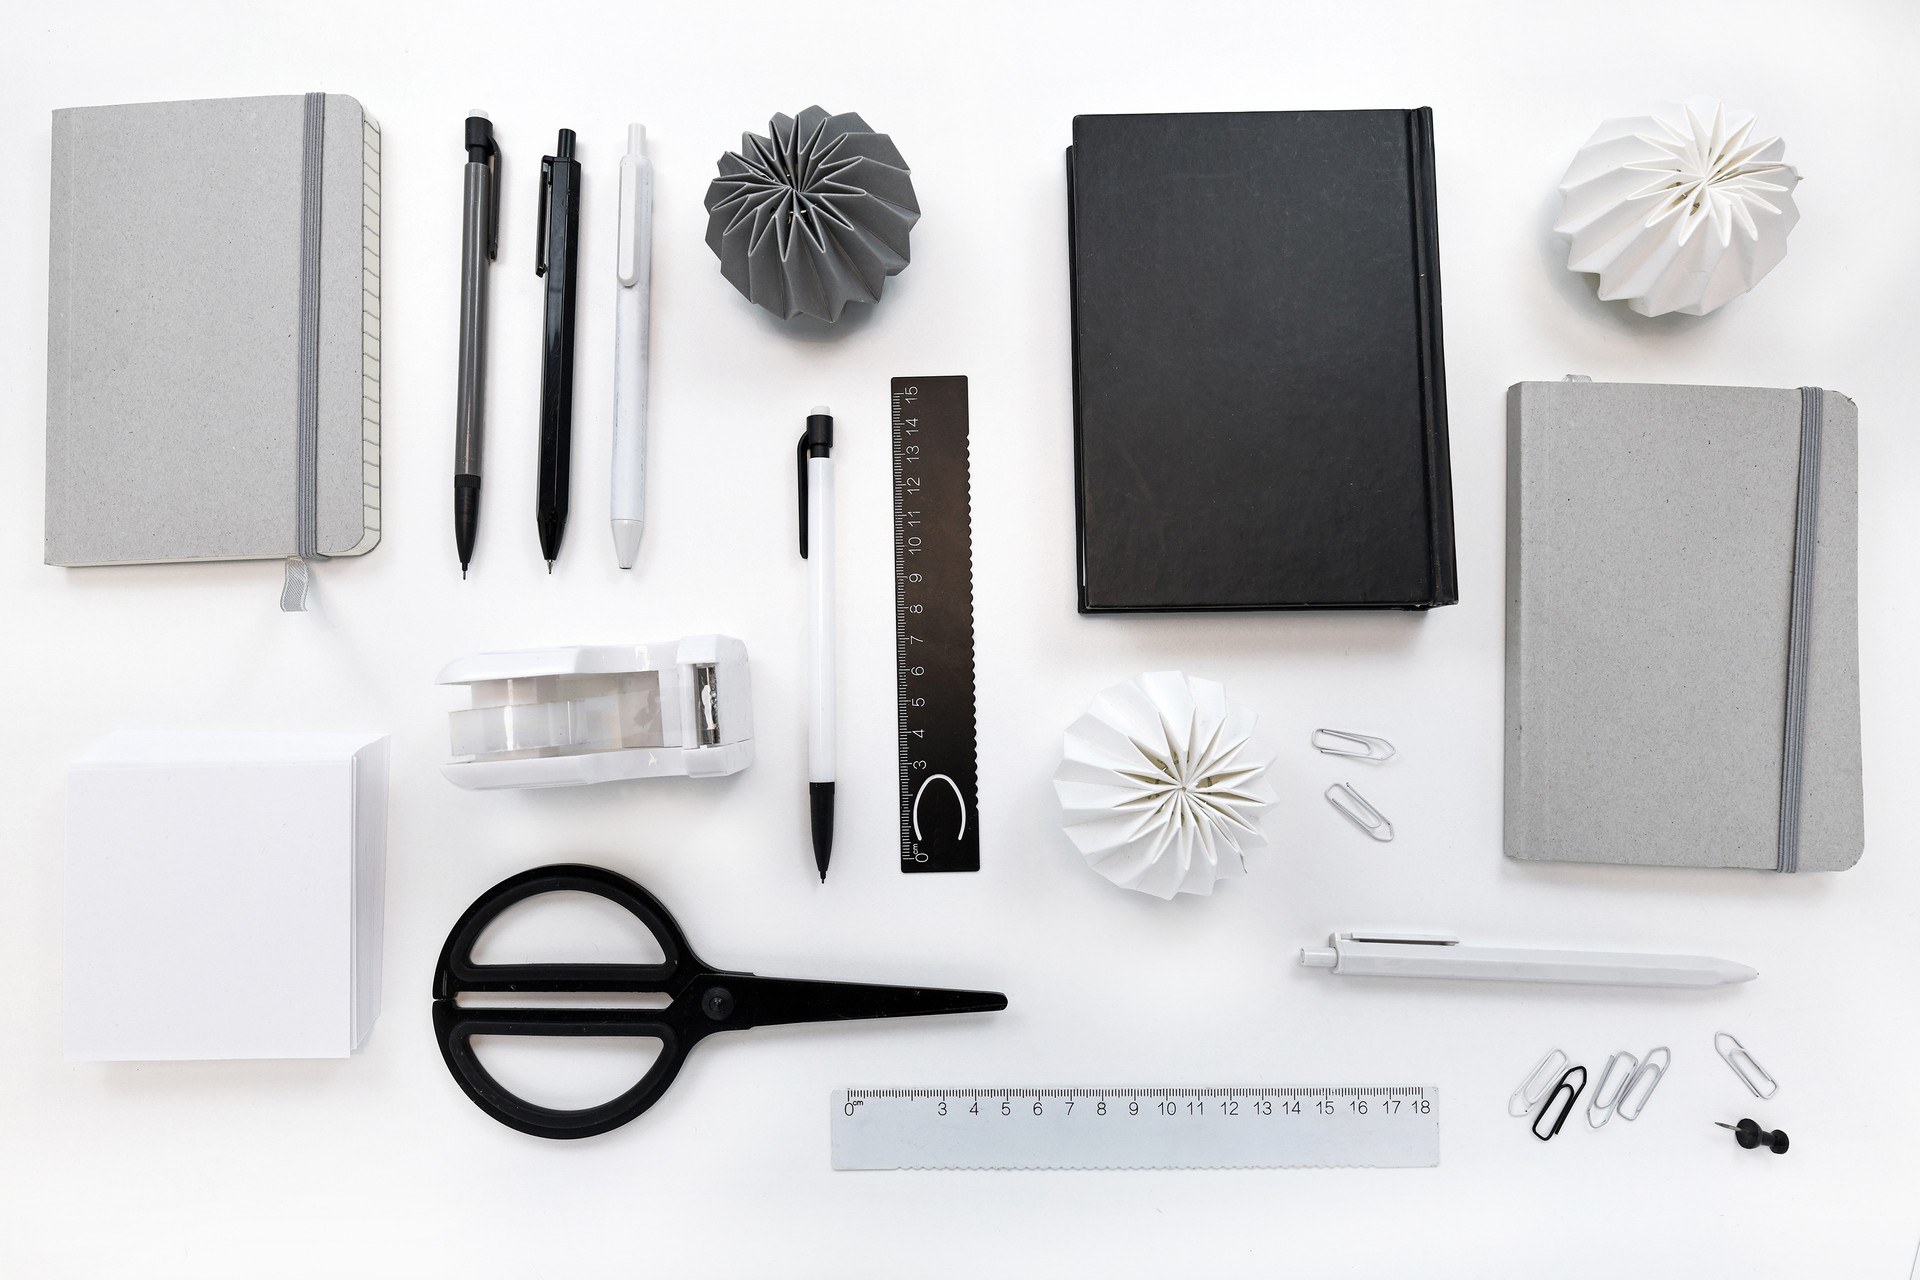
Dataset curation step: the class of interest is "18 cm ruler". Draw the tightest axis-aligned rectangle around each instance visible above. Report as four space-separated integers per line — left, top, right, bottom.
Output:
833 1086 1440 1169
892 377 979 873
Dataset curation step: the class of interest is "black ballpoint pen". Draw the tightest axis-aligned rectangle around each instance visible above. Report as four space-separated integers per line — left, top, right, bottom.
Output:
453 110 498 577
535 129 582 572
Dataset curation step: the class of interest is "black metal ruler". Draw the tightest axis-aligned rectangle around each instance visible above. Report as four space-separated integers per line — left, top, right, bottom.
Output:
891 376 978 873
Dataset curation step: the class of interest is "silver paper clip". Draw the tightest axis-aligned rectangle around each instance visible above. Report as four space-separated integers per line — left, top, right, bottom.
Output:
1614 1046 1670 1121
1311 729 1396 762
1325 783 1394 841
1586 1049 1639 1129
1510 1048 1568 1117
1715 1032 1778 1099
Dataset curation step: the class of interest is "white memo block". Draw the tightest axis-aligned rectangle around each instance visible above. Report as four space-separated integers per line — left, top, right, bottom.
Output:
65 731 388 1060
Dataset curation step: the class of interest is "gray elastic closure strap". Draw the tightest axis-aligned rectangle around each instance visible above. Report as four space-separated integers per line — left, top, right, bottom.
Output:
1776 387 1823 873
282 91 327 612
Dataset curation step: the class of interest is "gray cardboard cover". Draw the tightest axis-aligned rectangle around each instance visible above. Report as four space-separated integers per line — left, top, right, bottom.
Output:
1504 380 1863 871
45 94 380 566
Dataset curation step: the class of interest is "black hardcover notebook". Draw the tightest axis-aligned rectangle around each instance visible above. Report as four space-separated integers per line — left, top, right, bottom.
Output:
1067 110 1456 612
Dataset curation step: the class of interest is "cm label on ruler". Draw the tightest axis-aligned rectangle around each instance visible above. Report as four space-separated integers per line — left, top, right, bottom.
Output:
893 376 979 874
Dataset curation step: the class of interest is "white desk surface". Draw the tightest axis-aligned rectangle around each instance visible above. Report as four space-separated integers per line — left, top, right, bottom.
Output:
4 1 1918 1275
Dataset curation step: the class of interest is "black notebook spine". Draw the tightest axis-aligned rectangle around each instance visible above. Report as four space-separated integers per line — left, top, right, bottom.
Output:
1065 142 1091 612
1406 106 1458 607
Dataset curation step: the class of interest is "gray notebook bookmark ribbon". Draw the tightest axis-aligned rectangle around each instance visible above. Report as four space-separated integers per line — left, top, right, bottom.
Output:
281 90 327 613
1775 387 1824 873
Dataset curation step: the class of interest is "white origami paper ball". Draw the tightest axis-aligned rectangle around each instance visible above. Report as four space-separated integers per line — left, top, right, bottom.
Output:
1555 97 1800 317
1054 672 1277 899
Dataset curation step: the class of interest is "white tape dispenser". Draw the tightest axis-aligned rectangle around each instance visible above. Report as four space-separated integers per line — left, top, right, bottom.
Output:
437 635 752 789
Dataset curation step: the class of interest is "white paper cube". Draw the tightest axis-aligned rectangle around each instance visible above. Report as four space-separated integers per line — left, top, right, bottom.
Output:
65 731 388 1060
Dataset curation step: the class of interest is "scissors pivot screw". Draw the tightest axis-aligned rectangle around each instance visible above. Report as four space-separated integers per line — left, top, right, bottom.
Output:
702 988 735 1021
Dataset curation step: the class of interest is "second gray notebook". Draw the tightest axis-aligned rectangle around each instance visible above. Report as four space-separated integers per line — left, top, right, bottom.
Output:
1505 380 1863 873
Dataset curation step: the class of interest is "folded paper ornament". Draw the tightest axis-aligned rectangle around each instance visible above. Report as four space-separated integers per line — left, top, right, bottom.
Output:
1555 97 1800 317
703 106 919 322
1054 672 1277 899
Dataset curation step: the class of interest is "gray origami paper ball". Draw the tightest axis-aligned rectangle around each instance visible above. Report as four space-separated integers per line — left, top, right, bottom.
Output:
703 106 920 322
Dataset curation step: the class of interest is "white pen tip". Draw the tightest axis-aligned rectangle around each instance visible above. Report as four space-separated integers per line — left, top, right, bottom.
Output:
627 123 646 154
810 405 832 418
546 560 554 574
469 109 489 121
612 520 644 570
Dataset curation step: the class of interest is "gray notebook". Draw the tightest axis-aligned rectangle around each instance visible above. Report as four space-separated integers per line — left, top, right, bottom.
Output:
1505 380 1863 873
46 94 381 571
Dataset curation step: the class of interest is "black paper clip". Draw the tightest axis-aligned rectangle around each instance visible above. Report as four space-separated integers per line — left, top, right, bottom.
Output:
1532 1064 1587 1141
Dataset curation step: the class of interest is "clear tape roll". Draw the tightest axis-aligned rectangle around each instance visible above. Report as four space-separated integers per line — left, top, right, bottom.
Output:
449 694 629 758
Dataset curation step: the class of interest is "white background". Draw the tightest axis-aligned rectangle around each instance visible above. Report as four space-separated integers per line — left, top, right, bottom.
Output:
3 1 1917 1274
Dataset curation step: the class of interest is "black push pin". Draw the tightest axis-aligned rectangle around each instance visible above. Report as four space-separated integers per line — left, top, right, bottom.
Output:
1716 1118 1789 1153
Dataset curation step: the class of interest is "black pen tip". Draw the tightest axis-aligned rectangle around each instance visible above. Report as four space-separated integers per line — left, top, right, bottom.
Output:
461 565 468 579
809 782 835 883
547 560 554 574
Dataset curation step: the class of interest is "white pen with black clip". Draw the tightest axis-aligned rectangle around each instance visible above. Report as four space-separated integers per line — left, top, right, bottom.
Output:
798 407 836 881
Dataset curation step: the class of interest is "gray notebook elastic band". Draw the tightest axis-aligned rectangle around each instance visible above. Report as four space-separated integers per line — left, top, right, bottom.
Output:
281 90 327 613
1776 387 1824 873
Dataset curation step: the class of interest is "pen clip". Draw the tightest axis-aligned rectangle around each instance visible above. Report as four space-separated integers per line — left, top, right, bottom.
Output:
485 134 501 261
795 411 832 559
796 432 810 559
618 154 641 287
536 155 554 278
1342 931 1460 947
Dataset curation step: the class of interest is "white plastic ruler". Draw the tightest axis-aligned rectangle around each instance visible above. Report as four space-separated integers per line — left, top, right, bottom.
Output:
831 1086 1439 1170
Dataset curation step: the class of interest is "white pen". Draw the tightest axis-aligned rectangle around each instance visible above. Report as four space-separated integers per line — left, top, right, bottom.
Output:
797 408 836 881
610 123 653 570
1299 932 1758 989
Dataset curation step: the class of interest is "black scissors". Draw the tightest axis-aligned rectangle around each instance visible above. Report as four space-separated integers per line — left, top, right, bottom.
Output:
432 864 1008 1139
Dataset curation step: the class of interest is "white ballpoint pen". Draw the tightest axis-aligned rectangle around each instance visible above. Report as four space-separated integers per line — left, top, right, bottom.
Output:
611 123 653 569
1299 932 1758 989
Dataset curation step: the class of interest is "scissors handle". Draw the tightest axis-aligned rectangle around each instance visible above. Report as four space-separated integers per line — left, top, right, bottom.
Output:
432 1002 691 1140
432 865 707 1139
432 864 697 999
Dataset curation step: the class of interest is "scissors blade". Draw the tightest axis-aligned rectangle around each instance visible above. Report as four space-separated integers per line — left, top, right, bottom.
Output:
717 974 1007 1031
